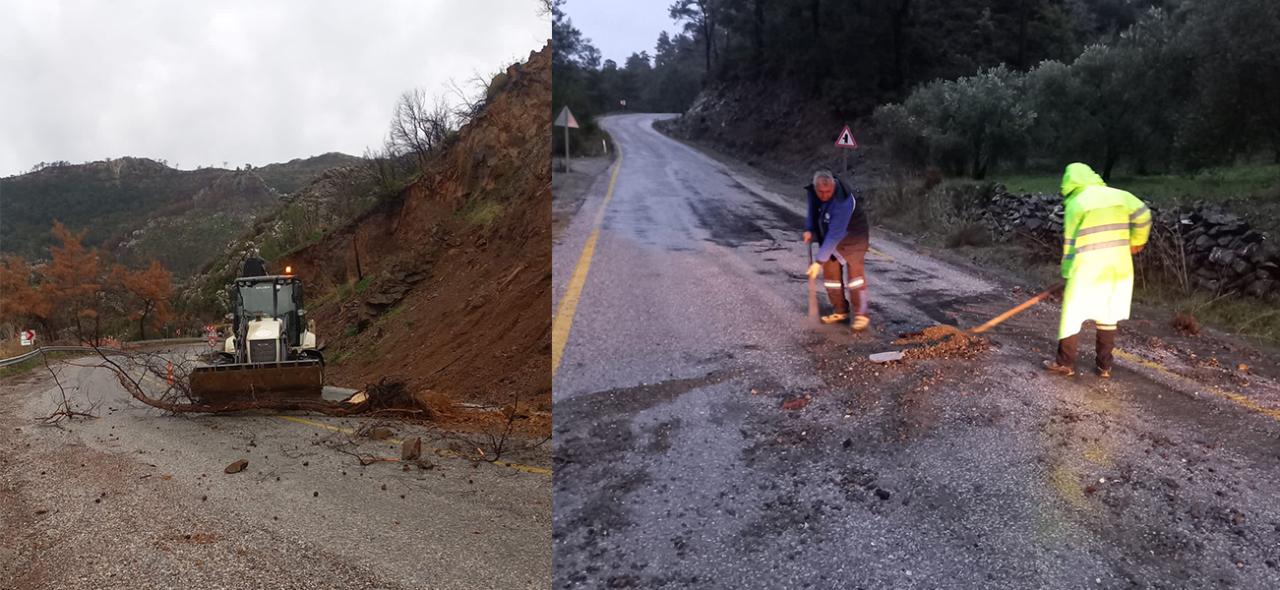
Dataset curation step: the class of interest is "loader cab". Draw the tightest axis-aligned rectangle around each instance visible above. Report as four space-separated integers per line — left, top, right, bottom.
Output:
230 275 306 349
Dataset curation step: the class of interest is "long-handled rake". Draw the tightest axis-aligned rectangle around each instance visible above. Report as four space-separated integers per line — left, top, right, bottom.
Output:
967 283 1063 335
870 283 1064 362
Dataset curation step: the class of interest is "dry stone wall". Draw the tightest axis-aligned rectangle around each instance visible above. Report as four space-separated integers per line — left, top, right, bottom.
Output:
969 184 1280 302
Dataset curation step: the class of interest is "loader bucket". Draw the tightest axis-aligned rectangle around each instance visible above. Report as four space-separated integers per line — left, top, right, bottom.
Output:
190 359 324 404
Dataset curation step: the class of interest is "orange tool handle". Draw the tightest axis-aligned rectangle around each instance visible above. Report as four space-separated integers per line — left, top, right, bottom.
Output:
968 283 1064 335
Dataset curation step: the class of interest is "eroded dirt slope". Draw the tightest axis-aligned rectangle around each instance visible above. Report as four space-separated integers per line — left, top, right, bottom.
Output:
284 44 551 412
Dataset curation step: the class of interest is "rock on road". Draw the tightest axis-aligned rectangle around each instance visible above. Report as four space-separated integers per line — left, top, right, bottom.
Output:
552 113 1280 589
0 347 550 590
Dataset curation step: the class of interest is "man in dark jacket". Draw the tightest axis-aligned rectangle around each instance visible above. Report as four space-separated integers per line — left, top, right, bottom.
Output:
804 169 871 331
241 245 268 278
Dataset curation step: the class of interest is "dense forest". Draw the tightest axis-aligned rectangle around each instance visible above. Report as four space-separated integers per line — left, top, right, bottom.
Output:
554 0 1163 116
554 0 1279 178
875 0 1280 179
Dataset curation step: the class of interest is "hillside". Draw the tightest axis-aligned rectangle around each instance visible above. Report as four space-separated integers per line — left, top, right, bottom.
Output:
254 152 367 195
294 44 551 410
180 161 387 313
193 44 552 411
661 83 880 187
0 153 361 276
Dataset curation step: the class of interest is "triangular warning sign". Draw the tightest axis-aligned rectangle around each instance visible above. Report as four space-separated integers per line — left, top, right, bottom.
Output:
554 106 579 129
835 125 858 149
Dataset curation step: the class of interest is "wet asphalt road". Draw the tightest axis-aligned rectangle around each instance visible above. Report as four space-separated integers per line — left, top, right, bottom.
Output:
0 347 550 589
552 114 1280 589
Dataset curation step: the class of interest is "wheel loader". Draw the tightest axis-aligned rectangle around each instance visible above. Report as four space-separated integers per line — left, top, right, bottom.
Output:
190 271 324 402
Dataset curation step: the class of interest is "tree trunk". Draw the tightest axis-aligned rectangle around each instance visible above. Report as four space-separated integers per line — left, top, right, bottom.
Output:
1102 143 1120 182
138 301 152 341
38 318 53 343
353 234 364 281
808 0 827 96
706 5 717 68
970 132 986 180
890 0 911 95
752 0 764 65
1015 0 1029 70
702 17 712 72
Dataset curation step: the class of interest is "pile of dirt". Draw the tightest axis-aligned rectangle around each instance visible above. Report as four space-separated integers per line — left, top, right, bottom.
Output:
1172 311 1201 336
895 325 990 360
282 44 551 418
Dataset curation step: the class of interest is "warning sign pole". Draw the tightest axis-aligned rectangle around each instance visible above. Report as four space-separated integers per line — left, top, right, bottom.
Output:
555 106 581 173
834 124 859 175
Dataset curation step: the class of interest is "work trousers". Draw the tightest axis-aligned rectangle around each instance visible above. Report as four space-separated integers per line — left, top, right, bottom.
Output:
1056 323 1116 371
820 242 869 316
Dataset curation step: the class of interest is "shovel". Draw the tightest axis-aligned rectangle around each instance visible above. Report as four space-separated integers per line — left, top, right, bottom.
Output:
807 242 819 323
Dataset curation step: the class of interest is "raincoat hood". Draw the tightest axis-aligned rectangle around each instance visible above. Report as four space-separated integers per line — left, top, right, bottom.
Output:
1060 162 1106 198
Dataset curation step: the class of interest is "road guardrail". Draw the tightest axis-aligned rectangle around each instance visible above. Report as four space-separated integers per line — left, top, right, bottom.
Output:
0 336 204 368
0 345 129 367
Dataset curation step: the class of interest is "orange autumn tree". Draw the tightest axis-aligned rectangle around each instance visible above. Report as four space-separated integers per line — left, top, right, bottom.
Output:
0 255 53 337
2 222 177 344
43 221 107 344
114 260 173 340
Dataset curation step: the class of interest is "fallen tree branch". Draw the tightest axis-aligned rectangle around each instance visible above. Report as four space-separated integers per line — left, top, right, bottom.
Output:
39 350 97 424
95 347 373 416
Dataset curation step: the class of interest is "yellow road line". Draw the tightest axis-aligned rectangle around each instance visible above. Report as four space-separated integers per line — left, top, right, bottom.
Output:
552 148 623 377
868 246 894 261
278 415 366 437
1116 349 1280 422
274 416 552 475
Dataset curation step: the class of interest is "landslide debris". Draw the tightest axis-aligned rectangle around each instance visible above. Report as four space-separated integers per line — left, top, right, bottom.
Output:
895 325 991 360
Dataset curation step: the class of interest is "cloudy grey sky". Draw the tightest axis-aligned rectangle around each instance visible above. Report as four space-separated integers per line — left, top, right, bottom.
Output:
0 0 548 177
562 0 677 64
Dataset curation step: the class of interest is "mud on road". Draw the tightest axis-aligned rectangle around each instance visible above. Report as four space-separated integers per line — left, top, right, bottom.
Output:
0 351 551 590
551 113 1280 589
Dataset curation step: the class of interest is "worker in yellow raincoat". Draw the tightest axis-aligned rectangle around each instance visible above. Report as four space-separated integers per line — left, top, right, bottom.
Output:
1044 163 1151 378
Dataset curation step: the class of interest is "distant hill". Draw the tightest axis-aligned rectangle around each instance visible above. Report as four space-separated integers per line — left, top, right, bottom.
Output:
0 153 362 276
253 152 366 195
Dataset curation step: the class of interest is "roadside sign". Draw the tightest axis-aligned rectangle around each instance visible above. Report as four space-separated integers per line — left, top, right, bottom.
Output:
554 106 579 129
834 124 858 174
555 106 579 172
19 329 35 346
835 125 858 149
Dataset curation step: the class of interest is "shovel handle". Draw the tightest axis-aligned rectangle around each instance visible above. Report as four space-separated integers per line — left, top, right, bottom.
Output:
968 283 1064 335
806 242 819 321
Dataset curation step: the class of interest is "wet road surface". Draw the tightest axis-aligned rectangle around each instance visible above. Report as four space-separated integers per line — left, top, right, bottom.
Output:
552 114 1280 589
